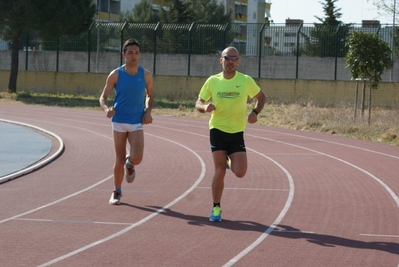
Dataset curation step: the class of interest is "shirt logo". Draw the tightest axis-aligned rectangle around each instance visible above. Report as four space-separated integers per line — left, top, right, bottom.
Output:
217 91 240 99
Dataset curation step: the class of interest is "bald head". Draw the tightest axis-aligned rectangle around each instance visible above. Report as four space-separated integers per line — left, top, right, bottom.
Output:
221 46 239 57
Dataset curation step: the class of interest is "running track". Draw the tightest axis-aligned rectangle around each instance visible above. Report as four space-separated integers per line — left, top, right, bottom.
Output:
0 103 398 267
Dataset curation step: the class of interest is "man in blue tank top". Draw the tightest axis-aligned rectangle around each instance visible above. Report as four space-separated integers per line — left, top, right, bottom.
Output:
99 39 154 205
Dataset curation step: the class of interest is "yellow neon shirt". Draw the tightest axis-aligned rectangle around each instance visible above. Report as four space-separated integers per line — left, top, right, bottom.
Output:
199 71 260 133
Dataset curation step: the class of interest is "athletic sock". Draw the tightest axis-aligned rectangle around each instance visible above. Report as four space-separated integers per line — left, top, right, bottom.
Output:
126 158 133 167
213 203 220 208
114 187 122 194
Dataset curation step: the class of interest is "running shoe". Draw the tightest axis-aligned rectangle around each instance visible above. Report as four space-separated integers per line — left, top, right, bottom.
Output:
125 156 136 183
209 206 222 222
109 190 122 205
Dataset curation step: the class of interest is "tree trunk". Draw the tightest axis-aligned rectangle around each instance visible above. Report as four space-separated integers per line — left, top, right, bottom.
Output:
354 80 359 121
7 33 21 93
361 79 366 118
368 82 372 125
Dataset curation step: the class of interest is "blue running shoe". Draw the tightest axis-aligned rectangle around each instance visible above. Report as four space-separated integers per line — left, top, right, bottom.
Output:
210 206 222 222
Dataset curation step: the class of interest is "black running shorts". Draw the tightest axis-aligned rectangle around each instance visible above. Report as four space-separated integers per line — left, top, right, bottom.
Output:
209 128 246 155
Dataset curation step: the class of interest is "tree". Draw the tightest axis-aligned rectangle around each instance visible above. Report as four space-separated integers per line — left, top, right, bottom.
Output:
120 0 159 23
345 31 393 123
370 0 399 57
370 0 397 20
0 0 95 93
302 0 351 57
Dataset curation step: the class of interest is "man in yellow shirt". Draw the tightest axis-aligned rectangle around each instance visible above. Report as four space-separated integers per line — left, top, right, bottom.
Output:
195 46 266 222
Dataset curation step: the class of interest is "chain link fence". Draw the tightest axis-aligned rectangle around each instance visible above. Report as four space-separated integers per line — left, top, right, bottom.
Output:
0 22 397 81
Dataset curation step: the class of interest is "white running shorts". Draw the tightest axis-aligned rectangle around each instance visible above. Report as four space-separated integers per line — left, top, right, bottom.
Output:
112 122 143 133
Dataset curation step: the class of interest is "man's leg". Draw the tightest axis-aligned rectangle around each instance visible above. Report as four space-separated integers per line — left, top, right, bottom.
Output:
126 130 144 166
211 150 228 204
229 151 247 178
113 131 128 189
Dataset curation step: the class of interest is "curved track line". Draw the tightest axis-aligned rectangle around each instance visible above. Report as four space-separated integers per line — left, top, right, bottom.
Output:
223 149 295 267
150 125 397 206
0 175 113 225
247 133 399 208
156 118 399 159
0 119 65 184
138 126 296 267
255 128 399 160
37 134 206 267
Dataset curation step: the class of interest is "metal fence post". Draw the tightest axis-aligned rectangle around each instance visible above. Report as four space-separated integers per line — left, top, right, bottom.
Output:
120 21 127 66
188 22 195 76
295 23 303 79
153 22 161 75
258 23 266 78
25 33 29 71
87 22 94 73
56 38 60 72
223 23 229 50
334 25 340 80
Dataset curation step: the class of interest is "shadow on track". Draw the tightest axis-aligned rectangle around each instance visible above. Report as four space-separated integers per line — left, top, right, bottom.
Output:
122 203 399 256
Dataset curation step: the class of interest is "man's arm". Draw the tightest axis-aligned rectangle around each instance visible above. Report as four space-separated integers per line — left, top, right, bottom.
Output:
248 90 266 123
195 97 215 113
99 69 117 118
143 70 154 124
252 90 266 115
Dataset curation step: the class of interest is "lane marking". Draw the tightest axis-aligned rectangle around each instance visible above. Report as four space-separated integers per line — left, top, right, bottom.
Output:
196 186 289 192
154 117 399 159
273 230 315 234
0 119 65 183
3 114 395 266
0 176 113 225
15 218 132 226
223 149 295 267
360 234 399 238
37 134 207 267
246 133 399 208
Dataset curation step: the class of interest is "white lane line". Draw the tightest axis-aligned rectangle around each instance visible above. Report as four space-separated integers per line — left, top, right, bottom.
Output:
0 175 113 225
253 128 399 160
360 234 399 238
37 134 206 267
223 149 295 267
0 119 65 183
148 123 399 266
127 125 296 267
273 230 315 234
15 218 132 226
154 117 399 159
196 186 289 192
247 133 399 208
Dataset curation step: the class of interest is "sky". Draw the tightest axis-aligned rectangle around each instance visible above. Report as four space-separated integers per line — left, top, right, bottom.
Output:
270 0 394 25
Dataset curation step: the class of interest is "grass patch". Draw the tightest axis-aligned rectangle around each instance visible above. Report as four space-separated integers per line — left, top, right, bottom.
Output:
1 92 398 146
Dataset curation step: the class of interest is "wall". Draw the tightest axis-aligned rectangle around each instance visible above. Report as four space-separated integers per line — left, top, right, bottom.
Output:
1 70 398 107
2 51 399 82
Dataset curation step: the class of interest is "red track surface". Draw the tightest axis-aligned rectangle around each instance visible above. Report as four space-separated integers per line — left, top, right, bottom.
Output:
1 103 398 267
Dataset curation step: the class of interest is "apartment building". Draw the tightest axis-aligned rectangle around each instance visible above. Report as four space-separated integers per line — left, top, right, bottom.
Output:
95 0 121 21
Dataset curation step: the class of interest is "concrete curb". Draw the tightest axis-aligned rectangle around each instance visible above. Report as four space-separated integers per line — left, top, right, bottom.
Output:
0 119 64 184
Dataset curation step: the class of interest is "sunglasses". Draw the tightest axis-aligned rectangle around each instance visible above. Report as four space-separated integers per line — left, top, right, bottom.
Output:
223 55 239 62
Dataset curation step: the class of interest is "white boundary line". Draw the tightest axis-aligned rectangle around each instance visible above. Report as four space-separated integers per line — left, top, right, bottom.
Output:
37 134 207 267
246 133 399 208
0 119 64 184
223 149 294 266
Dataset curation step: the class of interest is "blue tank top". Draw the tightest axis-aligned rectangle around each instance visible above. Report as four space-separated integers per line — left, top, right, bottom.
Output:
111 66 147 124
